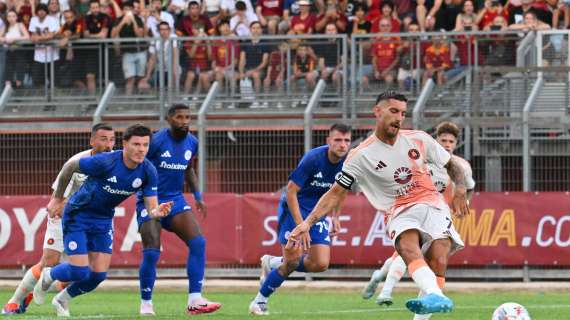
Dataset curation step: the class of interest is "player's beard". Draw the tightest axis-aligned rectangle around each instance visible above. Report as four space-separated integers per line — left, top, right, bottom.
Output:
171 126 188 140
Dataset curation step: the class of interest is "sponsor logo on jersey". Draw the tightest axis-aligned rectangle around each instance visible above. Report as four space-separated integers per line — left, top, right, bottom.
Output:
393 167 412 184
408 148 420 160
68 241 78 251
375 160 387 171
434 180 446 193
141 209 148 217
314 172 323 179
185 150 192 161
159 161 188 170
310 180 333 188
161 150 172 158
103 185 135 196
132 178 142 188
107 176 117 183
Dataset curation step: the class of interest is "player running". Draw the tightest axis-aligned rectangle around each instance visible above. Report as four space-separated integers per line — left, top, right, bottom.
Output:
291 91 470 316
2 123 115 315
33 124 172 317
361 121 476 311
136 104 221 316
249 123 352 316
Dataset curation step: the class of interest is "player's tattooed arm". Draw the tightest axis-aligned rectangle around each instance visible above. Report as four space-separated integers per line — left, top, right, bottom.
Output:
52 159 81 199
445 158 470 217
305 184 348 226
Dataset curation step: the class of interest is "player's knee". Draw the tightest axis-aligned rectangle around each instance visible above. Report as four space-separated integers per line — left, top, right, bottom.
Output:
69 265 91 282
40 253 60 268
312 260 329 273
428 255 448 274
281 259 300 275
186 235 206 256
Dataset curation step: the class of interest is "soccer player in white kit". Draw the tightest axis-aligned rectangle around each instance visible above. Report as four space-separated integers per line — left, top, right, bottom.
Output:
361 121 476 317
1 123 115 315
290 91 470 316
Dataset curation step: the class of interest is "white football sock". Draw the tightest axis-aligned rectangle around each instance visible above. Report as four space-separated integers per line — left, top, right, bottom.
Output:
8 268 38 304
188 293 202 305
254 292 268 303
408 260 442 296
380 255 407 297
55 288 72 303
373 256 394 282
269 256 283 270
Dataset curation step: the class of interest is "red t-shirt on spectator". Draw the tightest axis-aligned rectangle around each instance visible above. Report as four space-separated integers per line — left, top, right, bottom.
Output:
212 39 240 68
424 44 451 69
370 17 400 33
269 51 286 80
291 14 317 34
366 0 382 22
371 38 399 72
478 9 508 29
316 12 348 33
454 35 484 66
188 44 211 71
177 15 214 36
83 13 111 35
258 0 284 16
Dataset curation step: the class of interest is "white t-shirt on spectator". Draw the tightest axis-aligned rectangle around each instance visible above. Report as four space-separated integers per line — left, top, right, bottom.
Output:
230 11 259 37
171 0 189 9
149 34 181 73
204 0 222 12
29 15 60 63
0 18 5 31
222 0 256 16
147 11 175 37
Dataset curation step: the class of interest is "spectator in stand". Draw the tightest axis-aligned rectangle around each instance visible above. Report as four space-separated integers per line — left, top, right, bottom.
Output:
29 3 59 88
145 0 175 37
288 0 316 34
2 9 30 88
239 21 269 96
455 0 477 30
256 0 283 34
212 19 240 90
482 15 516 66
203 0 222 25
370 0 400 32
397 20 421 90
315 0 348 32
363 18 399 87
315 23 342 87
344 0 368 22
448 15 483 78
57 9 85 88
221 0 256 18
476 0 508 29
291 43 318 89
83 0 111 95
168 0 189 17
351 2 371 34
509 10 551 29
264 41 288 97
15 0 33 28
47 0 63 26
393 0 417 23
230 0 259 36
139 21 179 89
545 0 563 28
435 0 463 31
184 28 213 94
177 0 214 37
423 34 451 85
508 0 550 24
111 0 147 95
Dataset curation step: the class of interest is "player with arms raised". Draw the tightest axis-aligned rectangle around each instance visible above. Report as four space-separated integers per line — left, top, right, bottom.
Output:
33 124 172 317
1 123 115 315
249 123 352 316
137 104 221 316
362 121 475 318
291 91 470 316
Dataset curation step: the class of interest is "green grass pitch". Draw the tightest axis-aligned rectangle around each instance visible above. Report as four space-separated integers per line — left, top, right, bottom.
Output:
1 289 569 319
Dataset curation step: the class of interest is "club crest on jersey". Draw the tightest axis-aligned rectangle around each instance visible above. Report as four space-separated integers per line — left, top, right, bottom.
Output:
185 150 192 160
408 149 420 160
132 178 142 188
68 241 78 251
394 167 412 184
47 238 55 245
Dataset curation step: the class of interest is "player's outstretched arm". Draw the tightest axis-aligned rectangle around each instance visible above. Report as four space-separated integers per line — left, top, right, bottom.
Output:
48 159 81 218
445 157 470 217
185 167 207 217
290 183 348 245
143 196 173 218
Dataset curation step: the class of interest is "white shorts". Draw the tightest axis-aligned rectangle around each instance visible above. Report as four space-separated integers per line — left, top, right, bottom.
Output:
387 204 464 256
43 216 64 252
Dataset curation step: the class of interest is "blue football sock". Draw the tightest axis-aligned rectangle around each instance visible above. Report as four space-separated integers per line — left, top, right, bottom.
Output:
259 269 285 298
67 271 107 298
295 255 307 272
186 236 206 294
50 263 90 282
139 248 160 300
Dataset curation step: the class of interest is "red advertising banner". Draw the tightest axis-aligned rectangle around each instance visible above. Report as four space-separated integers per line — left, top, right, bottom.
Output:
0 193 569 267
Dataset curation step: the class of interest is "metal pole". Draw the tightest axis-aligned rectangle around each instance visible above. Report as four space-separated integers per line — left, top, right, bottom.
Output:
341 35 348 119
412 79 435 130
93 82 116 124
350 35 357 120
198 81 220 192
522 77 543 192
304 80 327 154
158 40 166 124
0 84 14 113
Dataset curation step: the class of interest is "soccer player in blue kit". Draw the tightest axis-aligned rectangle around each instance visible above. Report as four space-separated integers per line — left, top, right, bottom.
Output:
249 123 352 315
33 124 172 317
136 104 221 316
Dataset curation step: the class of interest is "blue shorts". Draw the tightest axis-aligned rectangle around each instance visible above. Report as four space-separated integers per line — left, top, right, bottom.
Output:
62 215 113 255
277 203 330 246
136 194 191 231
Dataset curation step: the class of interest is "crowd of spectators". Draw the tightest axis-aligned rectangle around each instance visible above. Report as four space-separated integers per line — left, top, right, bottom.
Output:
0 0 566 97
